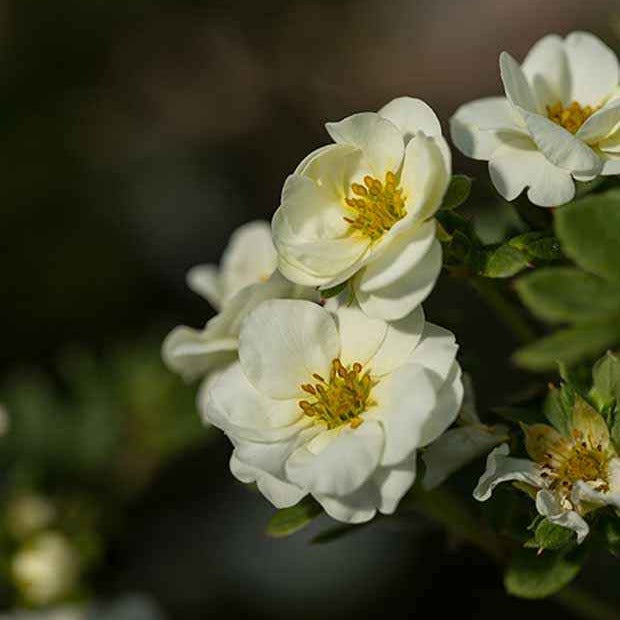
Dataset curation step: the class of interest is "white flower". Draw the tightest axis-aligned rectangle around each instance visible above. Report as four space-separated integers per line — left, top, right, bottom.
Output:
422 375 508 489
451 32 620 207
204 298 463 523
474 402 620 543
162 221 316 412
272 97 451 321
12 531 81 607
186 220 277 311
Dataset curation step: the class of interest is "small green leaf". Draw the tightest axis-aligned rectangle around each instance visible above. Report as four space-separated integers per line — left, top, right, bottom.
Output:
514 321 620 371
509 232 562 261
555 189 620 285
534 519 575 552
592 351 620 406
265 498 322 538
516 268 620 324
611 411 620 453
504 546 585 599
320 281 348 299
480 244 530 278
543 384 574 436
441 175 473 210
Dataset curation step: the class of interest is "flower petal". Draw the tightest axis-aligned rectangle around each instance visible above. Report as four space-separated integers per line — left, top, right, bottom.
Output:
373 455 417 514
522 34 570 109
186 264 221 310
489 135 575 207
450 97 524 160
378 97 442 140
577 99 620 144
370 363 437 466
230 454 306 509
406 321 459 383
565 31 619 107
325 112 404 176
367 305 425 377
286 419 384 496
474 444 544 501
219 221 277 304
423 424 509 490
355 239 442 321
358 220 436 294
313 492 377 524
536 489 589 544
239 299 340 399
500 51 538 113
571 480 620 512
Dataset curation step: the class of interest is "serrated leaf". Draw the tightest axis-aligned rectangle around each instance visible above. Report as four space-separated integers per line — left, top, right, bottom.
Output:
441 175 472 210
534 519 575 552
517 268 620 324
265 498 322 538
555 189 620 285
509 232 562 261
320 281 348 299
504 546 585 599
480 244 530 278
514 321 620 371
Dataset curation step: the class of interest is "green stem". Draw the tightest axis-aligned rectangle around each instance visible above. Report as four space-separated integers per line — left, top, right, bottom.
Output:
409 486 619 620
470 276 537 345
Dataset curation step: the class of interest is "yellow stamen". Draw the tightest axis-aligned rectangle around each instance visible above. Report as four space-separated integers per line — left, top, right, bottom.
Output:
298 358 377 430
546 101 596 134
344 171 406 240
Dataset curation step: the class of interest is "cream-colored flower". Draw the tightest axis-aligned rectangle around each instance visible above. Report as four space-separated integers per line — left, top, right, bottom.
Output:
422 375 508 489
272 97 451 321
204 298 462 523
12 531 81 607
474 400 620 543
451 32 620 207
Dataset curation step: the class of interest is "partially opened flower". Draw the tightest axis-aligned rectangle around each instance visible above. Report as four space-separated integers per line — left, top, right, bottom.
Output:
204 298 462 523
272 97 451 321
474 398 620 543
451 32 620 207
162 221 317 407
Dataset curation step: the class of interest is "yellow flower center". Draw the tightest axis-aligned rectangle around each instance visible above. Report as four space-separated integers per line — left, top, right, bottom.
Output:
298 358 377 430
344 172 406 241
546 101 595 134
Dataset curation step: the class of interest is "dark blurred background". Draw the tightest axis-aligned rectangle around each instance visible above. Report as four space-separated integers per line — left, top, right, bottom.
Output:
2 1 620 618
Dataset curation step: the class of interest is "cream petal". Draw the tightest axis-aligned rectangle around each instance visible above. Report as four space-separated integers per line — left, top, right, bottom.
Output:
332 301 388 368
219 221 277 303
422 424 509 490
571 479 620 511
313 492 377 524
576 99 620 144
239 299 340 399
367 305 425 377
450 97 524 160
373 455 417 514
355 239 442 321
500 52 538 113
206 362 306 441
474 444 544 501
285 419 384 496
599 130 620 153
565 31 619 107
196 366 230 423
516 106 602 175
378 97 442 141
294 144 338 175
522 34 570 109
325 112 405 177
488 136 575 207
535 489 589 544
186 264 221 310
230 454 307 509
400 133 451 221
161 325 237 381
370 363 437 466
406 322 459 383
358 221 436 294
602 159 620 175
417 361 463 447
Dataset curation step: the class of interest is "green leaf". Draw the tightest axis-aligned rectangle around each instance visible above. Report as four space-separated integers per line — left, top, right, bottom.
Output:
265 498 322 538
514 321 620 371
555 189 620 285
504 546 585 599
517 268 620 324
441 175 472 210
543 384 574 436
480 244 530 278
592 351 620 405
611 411 620 453
534 519 575 552
320 281 348 299
508 232 562 261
